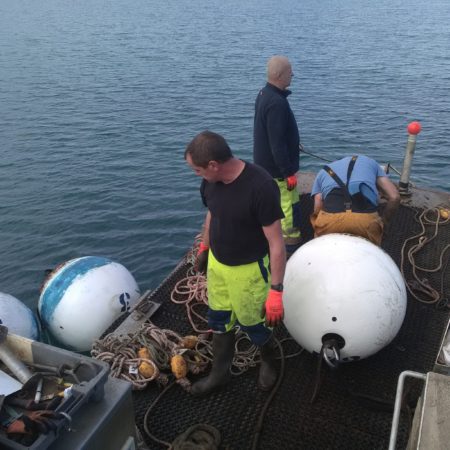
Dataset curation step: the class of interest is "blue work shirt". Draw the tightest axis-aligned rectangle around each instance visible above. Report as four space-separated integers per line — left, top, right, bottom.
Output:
311 155 387 206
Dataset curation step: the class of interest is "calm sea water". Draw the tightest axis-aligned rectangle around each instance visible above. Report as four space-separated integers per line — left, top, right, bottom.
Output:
1 0 449 309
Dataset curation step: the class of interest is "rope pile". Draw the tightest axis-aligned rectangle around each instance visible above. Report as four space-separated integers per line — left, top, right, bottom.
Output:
401 206 450 305
91 323 210 391
170 239 209 333
171 271 208 333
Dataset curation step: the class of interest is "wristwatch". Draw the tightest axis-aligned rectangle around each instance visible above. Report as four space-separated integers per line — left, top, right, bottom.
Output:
270 283 283 292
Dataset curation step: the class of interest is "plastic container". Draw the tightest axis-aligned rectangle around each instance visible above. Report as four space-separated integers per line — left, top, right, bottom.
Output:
0 333 110 449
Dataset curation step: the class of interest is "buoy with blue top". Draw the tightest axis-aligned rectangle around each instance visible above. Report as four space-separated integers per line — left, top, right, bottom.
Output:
38 256 140 352
0 292 40 340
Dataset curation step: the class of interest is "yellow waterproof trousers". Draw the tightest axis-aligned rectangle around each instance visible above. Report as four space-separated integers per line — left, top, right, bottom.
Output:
206 250 271 345
275 179 301 245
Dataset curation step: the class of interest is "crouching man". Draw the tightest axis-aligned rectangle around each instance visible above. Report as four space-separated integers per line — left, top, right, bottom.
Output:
310 154 400 245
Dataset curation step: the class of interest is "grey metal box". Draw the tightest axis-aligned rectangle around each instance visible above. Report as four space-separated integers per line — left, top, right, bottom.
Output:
0 334 110 449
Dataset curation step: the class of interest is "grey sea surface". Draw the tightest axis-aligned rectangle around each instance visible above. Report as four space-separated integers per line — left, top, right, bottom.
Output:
0 0 449 309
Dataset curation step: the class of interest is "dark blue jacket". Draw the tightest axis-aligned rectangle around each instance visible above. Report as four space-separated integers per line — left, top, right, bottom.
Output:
253 83 300 179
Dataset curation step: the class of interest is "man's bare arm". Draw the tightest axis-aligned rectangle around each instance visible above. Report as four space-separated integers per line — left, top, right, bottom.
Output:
201 211 211 246
377 177 400 226
313 193 323 216
262 220 286 285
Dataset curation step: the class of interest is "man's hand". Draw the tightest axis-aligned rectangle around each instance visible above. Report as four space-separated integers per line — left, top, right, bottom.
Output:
261 289 284 327
195 242 209 273
286 175 297 191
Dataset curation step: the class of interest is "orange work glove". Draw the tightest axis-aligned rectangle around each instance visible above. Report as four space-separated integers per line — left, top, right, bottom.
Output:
261 289 284 327
7 410 63 435
286 175 297 191
195 242 209 273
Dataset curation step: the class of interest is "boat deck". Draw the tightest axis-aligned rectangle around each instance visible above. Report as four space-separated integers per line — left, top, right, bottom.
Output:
131 194 450 449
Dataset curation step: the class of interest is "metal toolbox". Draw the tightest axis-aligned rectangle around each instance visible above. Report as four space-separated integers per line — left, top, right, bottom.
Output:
0 333 110 450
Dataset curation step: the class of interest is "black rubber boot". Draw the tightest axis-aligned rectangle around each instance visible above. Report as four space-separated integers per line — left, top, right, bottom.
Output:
258 335 278 391
285 241 301 260
191 331 235 396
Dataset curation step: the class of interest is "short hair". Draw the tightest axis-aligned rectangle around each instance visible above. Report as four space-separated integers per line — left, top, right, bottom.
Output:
184 131 233 168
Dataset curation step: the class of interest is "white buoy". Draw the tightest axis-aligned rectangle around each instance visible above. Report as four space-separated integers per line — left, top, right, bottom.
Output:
283 234 407 361
38 256 140 351
0 292 40 340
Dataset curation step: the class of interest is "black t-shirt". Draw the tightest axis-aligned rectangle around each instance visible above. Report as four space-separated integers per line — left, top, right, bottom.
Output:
200 161 284 266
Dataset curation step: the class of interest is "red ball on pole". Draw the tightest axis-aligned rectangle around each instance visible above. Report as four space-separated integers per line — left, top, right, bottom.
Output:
407 121 421 135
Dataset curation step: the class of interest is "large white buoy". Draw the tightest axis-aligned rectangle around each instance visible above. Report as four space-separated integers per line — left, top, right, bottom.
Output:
38 256 140 351
283 234 407 361
0 292 40 340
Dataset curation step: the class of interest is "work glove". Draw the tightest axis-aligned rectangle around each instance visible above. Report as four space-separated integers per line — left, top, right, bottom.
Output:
6 410 64 435
286 175 297 191
195 242 209 273
261 289 284 327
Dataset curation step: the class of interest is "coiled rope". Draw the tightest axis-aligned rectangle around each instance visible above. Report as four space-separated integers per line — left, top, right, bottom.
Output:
170 241 209 333
401 206 450 305
171 272 209 333
91 322 211 390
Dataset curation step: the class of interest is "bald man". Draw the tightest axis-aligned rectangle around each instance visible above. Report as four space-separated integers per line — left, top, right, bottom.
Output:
253 56 301 255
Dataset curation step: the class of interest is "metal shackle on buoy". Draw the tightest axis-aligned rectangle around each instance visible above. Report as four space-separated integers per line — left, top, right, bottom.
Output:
399 121 421 196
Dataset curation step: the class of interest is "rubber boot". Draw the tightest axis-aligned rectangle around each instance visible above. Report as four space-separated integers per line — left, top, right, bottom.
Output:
258 335 278 391
191 331 235 396
285 241 302 260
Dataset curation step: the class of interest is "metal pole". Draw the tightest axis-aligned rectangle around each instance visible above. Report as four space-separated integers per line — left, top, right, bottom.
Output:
0 325 34 384
399 121 421 196
388 370 426 450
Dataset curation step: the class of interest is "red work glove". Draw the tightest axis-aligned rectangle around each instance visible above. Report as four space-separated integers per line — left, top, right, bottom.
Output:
261 289 284 327
195 242 209 273
286 175 297 191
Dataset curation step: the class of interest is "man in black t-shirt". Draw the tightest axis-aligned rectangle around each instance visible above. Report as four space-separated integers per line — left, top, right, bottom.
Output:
185 131 286 396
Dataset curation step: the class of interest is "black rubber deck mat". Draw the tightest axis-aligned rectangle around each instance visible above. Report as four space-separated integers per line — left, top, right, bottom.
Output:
132 200 450 450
